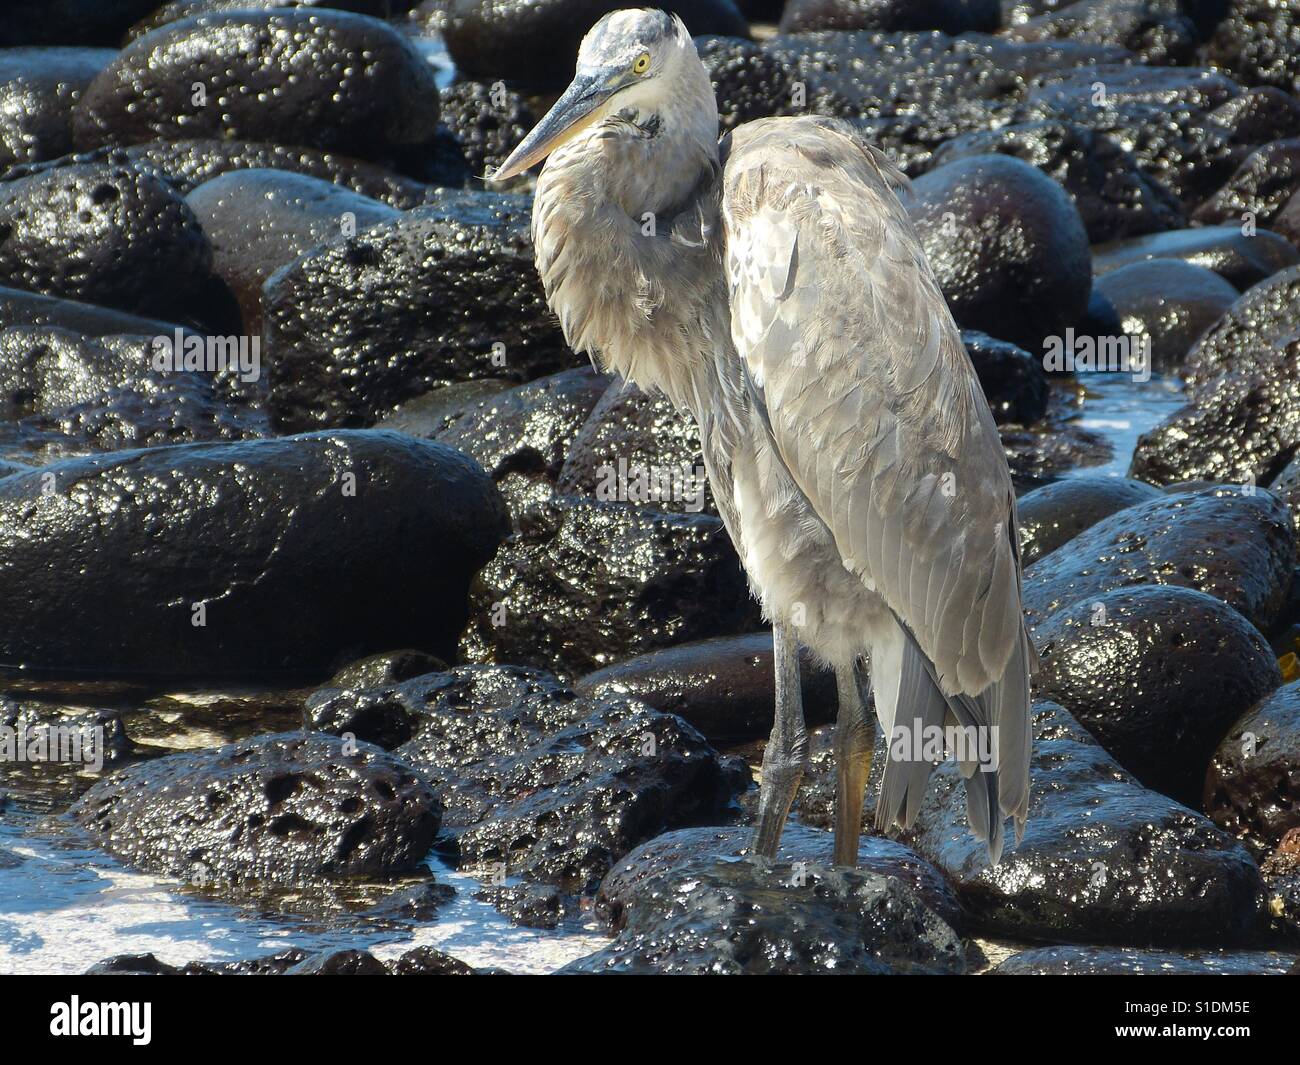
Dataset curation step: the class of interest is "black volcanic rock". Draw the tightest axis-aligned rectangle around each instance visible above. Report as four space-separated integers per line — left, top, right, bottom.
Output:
1016 475 1163 565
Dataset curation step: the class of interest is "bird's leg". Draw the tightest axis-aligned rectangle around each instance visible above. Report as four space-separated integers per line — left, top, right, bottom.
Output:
752 621 808 858
833 660 875 866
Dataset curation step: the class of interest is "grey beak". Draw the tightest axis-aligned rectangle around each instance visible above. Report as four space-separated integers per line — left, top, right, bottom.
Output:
491 73 612 181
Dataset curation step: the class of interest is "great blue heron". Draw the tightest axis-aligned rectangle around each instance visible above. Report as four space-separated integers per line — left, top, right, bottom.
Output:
495 8 1035 865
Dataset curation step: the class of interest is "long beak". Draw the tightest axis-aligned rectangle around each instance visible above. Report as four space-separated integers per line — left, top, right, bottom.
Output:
492 73 613 181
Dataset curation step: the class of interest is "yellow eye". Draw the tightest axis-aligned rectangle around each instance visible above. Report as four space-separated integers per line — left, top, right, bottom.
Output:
632 52 650 75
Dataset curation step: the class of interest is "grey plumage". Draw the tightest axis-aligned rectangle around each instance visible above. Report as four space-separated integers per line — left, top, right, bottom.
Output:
495 8 1034 865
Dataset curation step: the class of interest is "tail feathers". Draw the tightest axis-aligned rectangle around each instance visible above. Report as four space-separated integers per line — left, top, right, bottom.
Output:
873 616 1032 864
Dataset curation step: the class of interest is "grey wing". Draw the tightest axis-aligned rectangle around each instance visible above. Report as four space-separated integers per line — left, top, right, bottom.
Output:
720 117 1034 848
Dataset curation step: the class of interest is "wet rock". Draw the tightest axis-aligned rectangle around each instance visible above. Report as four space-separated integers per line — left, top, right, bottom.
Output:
0 323 265 461
128 0 400 40
576 633 838 744
1195 138 1300 229
1006 0 1197 65
1130 340 1300 490
0 1 162 47
286 949 390 975
0 697 131 769
475 882 566 929
435 0 750 90
702 31 1128 173
0 160 225 329
186 169 400 334
70 732 441 888
323 650 449 695
1182 264 1300 389
901 701 1266 945
961 330 1050 424
3 141 441 208
180 948 311 975
561 850 965 974
388 946 477 975
779 0 1001 34
1089 258 1241 370
1206 0 1300 96
430 368 611 510
263 191 570 431
1092 225 1300 290
0 430 507 681
1016 474 1163 565
595 824 964 933
993 945 1300 974
556 379 712 515
908 154 1092 354
0 49 114 174
1276 189 1300 249
308 664 748 891
1205 680 1300 851
354 878 455 926
927 120 1185 242
85 953 183 976
1262 828 1300 937
460 495 759 678
1022 486 1296 634
438 80 536 181
1013 64 1246 207
1033 585 1282 804
72 11 441 163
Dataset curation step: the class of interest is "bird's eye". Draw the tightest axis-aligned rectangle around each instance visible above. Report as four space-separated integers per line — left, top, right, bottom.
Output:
632 52 651 75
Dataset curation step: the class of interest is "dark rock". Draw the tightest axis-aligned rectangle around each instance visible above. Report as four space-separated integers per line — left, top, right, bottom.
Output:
0 430 507 681
1022 486 1296 634
186 169 400 335
0 1 162 47
992 945 1300 974
1016 474 1163 565
1276 189 1300 249
702 31 1129 173
438 79 536 180
595 824 964 933
1206 0 1300 96
1033 584 1282 804
70 732 441 888
430 368 611 508
0 160 225 329
0 323 265 461
962 330 1050 424
435 0 750 90
72 11 441 162
0 283 195 340
927 120 1185 242
286 949 389 975
182 948 310 975
309 664 748 891
575 632 837 744
355 877 455 926
1130 339 1300 491
1092 225 1300 290
3 141 441 208
908 154 1091 354
1182 263 1300 389
556 378 712 515
128 0 400 40
1004 0 1197 65
85 953 182 975
561 851 965 974
779 0 1001 34
0 48 114 174
1013 64 1245 207
323 650 449 695
901 701 1266 945
1261 829 1300 937
1089 258 1241 370
263 191 570 431
1205 680 1300 851
1195 138 1300 229
460 495 759 678
388 946 477 975
475 882 565 929
1 697 132 771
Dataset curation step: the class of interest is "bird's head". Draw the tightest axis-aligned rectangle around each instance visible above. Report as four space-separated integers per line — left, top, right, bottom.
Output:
492 9 706 182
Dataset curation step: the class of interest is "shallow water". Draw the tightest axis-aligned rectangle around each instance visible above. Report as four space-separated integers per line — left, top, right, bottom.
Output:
1065 370 1187 480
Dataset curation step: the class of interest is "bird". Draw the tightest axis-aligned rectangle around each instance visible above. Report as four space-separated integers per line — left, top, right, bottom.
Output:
493 8 1035 866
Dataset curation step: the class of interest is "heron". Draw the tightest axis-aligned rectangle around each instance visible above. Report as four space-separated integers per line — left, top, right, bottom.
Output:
494 8 1035 865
